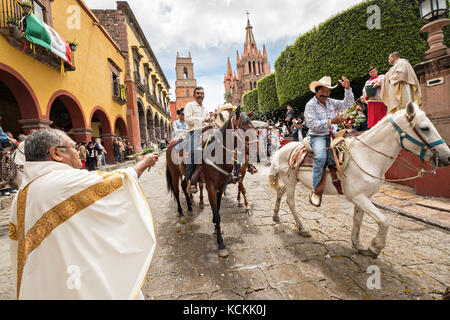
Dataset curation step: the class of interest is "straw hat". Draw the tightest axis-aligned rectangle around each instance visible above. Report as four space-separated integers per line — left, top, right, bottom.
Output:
220 103 237 113
309 76 338 93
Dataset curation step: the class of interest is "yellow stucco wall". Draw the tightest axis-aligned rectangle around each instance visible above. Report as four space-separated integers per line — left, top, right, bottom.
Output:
126 24 170 129
0 0 127 132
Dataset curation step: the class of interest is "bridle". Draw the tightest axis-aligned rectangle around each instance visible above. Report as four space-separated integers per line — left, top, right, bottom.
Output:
390 114 445 163
347 111 445 182
203 112 257 178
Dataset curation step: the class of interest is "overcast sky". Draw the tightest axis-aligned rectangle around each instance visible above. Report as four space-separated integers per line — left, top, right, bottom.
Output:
84 0 364 111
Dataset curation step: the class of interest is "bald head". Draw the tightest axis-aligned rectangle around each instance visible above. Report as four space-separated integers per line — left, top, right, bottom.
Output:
389 52 401 65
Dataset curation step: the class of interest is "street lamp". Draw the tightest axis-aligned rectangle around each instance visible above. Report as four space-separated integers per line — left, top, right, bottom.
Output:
419 0 450 60
419 0 448 21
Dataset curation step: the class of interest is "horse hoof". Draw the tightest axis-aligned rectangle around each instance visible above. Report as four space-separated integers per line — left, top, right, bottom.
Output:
199 204 205 210
299 230 312 237
218 249 229 258
273 216 280 222
238 203 244 208
187 210 193 217
179 216 188 225
245 209 251 215
358 249 378 259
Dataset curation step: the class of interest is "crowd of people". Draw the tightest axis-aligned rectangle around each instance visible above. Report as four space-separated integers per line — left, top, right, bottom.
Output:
141 138 169 151
0 126 137 197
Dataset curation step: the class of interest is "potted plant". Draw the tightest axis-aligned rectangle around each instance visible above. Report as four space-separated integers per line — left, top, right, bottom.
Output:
68 40 79 52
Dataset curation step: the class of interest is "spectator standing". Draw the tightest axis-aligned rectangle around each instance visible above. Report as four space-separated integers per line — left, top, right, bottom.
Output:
86 141 96 171
78 142 87 169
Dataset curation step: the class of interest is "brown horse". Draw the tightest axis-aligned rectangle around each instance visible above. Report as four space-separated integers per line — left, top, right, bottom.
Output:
165 143 205 224
166 107 255 257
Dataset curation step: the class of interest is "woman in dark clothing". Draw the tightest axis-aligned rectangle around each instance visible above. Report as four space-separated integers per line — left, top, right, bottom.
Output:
86 142 96 171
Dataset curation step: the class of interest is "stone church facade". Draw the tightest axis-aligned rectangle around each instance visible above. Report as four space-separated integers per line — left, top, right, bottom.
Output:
224 18 271 106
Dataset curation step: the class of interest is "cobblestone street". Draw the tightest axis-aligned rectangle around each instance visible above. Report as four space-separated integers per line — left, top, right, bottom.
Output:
1 158 449 300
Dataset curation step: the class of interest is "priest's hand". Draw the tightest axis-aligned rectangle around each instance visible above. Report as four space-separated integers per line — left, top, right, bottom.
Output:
134 153 159 178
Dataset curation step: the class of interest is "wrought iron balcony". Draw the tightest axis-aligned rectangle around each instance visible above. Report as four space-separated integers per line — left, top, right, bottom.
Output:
113 82 127 105
133 71 146 96
0 0 76 72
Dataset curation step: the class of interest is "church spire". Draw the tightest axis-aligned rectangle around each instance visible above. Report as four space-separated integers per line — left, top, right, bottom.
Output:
244 16 257 56
226 57 233 77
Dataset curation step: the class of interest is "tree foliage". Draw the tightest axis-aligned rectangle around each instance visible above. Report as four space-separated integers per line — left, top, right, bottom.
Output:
257 73 280 113
242 88 259 114
271 0 450 118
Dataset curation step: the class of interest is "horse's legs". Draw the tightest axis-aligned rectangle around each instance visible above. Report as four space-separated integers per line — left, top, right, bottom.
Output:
351 205 365 251
199 182 204 210
207 185 228 257
352 194 389 259
273 185 286 223
285 185 311 237
240 182 251 214
181 179 193 216
237 182 243 207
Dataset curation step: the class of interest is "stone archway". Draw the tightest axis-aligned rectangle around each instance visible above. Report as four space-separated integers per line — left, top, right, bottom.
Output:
47 91 88 143
160 118 165 140
154 113 160 140
114 116 128 138
137 99 147 145
90 107 114 164
0 63 46 135
146 108 155 143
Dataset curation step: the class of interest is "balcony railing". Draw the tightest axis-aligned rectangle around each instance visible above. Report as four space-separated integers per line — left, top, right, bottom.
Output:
113 82 127 105
145 92 170 117
133 71 146 96
0 0 75 72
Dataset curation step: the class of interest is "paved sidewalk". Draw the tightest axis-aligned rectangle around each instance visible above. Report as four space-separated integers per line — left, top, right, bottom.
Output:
373 183 450 231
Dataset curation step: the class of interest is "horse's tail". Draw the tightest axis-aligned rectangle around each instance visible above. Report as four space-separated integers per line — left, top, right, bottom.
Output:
166 164 175 197
269 149 282 191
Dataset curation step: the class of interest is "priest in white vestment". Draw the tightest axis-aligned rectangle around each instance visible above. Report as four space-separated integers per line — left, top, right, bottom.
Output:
381 52 422 114
8 128 158 300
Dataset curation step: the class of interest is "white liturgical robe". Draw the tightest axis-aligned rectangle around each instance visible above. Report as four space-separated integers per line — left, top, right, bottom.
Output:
9 161 156 300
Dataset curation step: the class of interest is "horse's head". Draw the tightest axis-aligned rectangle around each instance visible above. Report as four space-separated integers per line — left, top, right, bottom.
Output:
392 102 450 167
233 106 255 131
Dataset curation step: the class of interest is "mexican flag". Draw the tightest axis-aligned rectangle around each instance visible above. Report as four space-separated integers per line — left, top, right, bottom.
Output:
24 14 75 69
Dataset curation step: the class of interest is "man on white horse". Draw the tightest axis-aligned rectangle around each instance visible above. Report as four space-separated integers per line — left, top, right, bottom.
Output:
304 76 356 207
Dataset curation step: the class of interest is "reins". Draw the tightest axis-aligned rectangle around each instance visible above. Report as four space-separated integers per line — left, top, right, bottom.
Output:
346 113 443 182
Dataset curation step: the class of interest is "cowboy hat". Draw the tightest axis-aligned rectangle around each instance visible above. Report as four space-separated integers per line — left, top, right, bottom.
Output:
309 76 338 93
220 103 237 113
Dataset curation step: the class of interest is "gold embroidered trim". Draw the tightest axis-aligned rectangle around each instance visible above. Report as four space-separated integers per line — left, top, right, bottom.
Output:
16 185 29 300
8 222 18 241
16 173 123 299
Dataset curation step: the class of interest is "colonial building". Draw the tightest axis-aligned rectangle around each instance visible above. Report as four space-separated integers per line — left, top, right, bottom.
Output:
224 18 271 106
93 1 172 145
0 0 129 163
175 52 197 112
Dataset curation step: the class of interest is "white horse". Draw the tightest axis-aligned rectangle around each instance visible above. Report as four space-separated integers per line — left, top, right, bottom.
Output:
269 102 450 259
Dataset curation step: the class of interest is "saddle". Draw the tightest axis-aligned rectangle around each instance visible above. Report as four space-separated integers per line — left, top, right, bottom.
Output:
288 131 354 195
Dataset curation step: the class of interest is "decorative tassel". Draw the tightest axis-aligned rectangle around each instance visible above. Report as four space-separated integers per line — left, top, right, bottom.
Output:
60 59 65 76
23 39 27 52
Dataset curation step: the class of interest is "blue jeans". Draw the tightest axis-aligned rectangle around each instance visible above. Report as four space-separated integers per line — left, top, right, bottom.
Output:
310 135 334 190
184 130 202 182
115 154 120 163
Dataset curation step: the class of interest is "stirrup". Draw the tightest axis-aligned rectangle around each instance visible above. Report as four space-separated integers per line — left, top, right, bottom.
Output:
309 191 322 207
187 180 198 194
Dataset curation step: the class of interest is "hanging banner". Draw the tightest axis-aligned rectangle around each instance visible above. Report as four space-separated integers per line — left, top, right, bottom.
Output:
24 14 75 70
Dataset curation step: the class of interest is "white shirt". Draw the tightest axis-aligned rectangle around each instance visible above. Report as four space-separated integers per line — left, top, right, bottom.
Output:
184 101 209 131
